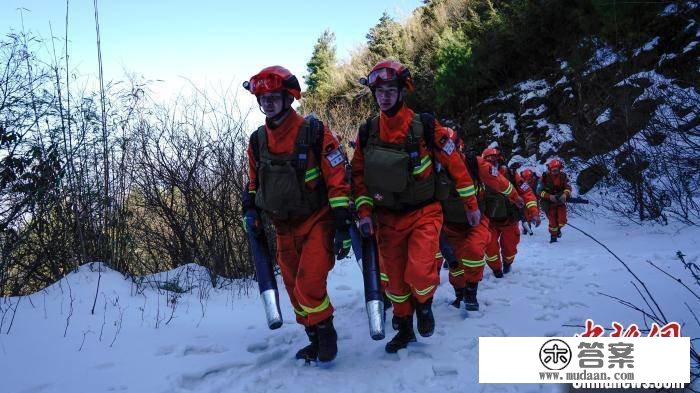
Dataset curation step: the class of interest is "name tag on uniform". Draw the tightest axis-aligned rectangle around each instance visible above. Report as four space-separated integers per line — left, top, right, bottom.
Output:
490 166 499 177
520 183 530 191
442 139 455 156
326 149 344 167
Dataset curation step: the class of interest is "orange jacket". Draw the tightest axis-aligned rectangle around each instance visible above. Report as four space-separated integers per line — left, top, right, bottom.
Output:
539 172 572 199
247 110 351 214
351 106 478 218
475 157 523 207
500 167 539 219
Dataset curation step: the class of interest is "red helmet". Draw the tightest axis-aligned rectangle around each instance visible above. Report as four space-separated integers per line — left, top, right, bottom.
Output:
521 169 534 180
547 159 563 172
482 147 502 161
243 66 301 100
360 60 414 91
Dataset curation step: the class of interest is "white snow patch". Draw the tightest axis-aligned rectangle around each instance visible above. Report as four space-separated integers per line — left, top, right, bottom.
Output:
633 36 660 57
616 70 700 113
509 154 545 176
483 113 517 138
584 41 623 76
2 220 699 392
559 60 569 70
515 79 551 104
658 53 677 66
555 76 568 87
538 121 574 156
660 3 678 16
683 40 698 53
596 108 612 125
523 105 546 117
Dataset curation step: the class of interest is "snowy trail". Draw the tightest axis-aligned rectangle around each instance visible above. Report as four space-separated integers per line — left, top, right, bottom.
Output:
1 213 698 393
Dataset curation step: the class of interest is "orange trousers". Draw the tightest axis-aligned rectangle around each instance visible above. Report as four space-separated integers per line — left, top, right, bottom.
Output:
376 202 442 317
485 220 521 271
546 203 567 236
274 206 335 327
444 217 491 288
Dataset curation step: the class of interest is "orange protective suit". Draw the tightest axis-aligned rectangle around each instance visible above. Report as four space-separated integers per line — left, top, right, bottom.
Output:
247 110 351 326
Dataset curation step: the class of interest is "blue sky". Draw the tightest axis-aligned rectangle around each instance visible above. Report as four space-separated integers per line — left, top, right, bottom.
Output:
1 0 422 109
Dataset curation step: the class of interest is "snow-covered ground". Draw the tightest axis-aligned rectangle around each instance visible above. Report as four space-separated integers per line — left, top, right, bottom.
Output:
1 212 698 393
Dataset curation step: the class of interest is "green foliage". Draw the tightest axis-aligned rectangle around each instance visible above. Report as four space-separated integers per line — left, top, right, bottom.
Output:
305 29 337 99
434 28 474 107
366 12 407 61
305 0 668 131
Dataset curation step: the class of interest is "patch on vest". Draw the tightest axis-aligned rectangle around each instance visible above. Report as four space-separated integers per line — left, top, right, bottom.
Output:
325 148 344 167
442 139 455 156
490 166 499 177
520 183 530 191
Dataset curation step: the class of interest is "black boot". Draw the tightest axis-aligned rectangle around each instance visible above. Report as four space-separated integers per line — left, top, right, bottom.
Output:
415 298 435 337
450 287 464 308
557 228 562 238
550 235 558 243
503 262 512 274
295 326 319 362
316 316 338 362
493 269 504 278
464 282 480 311
385 315 417 353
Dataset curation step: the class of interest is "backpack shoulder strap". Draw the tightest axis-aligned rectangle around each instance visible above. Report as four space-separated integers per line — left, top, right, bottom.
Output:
295 118 325 170
418 112 436 150
252 125 266 163
465 151 481 184
359 116 378 149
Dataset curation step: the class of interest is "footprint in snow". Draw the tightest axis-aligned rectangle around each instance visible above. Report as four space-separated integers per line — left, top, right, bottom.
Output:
246 340 269 353
155 345 176 356
432 363 459 377
335 284 352 291
181 344 228 357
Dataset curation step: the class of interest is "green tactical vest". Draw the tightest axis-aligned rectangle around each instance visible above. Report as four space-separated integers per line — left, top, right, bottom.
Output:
441 152 486 224
362 114 436 210
253 120 326 219
483 166 520 222
539 172 568 213
542 172 568 195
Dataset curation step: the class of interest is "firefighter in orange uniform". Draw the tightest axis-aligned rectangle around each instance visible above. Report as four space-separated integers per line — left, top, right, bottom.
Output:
481 148 540 276
351 60 481 353
441 140 526 311
243 66 352 363
538 159 572 243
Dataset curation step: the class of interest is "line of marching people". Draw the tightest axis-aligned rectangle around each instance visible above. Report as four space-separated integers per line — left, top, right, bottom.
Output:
241 60 573 363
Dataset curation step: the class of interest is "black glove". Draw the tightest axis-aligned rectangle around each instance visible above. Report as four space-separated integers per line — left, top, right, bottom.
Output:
332 208 352 260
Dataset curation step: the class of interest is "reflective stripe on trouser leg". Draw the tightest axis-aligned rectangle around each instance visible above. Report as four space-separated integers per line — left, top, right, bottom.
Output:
291 215 335 326
276 230 307 325
547 206 560 236
406 206 442 303
444 220 491 286
500 223 520 265
558 204 567 228
485 225 503 271
377 219 413 317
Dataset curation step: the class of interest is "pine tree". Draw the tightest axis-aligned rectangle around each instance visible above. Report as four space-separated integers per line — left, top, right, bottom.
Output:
305 29 336 97
366 12 406 59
